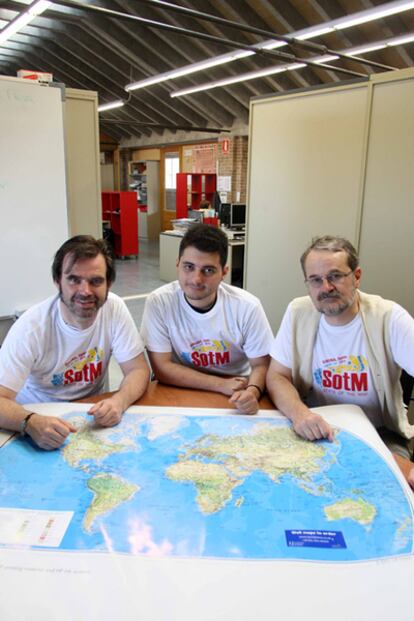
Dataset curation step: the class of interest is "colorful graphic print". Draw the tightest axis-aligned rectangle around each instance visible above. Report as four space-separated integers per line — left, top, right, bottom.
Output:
51 348 104 386
181 339 231 368
314 355 369 395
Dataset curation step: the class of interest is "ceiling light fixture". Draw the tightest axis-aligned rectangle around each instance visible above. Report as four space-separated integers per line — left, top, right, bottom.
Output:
125 50 253 91
388 33 414 45
333 0 414 30
124 0 414 94
0 0 51 44
170 29 414 98
98 100 125 112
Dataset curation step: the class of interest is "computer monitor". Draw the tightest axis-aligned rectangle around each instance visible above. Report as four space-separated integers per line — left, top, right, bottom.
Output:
230 203 246 229
219 203 231 227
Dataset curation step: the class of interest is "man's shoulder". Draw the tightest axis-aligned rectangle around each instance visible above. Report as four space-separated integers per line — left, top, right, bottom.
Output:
290 295 317 313
218 282 262 308
105 291 127 308
147 281 181 304
358 291 395 314
17 295 59 325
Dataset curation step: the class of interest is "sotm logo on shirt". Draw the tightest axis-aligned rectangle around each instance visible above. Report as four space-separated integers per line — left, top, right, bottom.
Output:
314 355 368 393
51 347 104 386
182 339 231 368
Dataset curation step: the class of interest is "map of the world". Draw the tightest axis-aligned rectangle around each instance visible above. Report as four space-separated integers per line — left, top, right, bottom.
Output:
0 411 412 561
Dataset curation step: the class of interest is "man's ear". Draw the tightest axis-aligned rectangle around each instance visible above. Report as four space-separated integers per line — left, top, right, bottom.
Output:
222 265 229 279
354 267 362 288
176 258 180 269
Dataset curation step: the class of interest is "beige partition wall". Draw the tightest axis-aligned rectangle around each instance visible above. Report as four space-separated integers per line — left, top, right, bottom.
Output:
64 88 102 238
246 68 414 331
246 82 370 331
359 71 414 316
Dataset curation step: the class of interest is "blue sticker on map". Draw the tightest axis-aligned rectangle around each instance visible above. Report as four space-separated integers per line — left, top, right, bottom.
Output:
285 530 346 549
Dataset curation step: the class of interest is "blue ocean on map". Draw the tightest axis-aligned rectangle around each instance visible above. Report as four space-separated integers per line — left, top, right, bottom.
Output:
0 412 412 562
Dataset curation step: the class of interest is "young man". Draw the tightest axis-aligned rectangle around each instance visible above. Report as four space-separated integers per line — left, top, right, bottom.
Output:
141 224 273 414
0 235 150 450
266 235 414 485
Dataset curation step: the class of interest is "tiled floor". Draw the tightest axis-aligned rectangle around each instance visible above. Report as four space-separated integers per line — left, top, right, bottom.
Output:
111 239 165 301
109 239 165 390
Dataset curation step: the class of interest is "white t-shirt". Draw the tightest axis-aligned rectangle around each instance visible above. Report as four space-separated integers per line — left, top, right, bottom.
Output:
0 292 144 404
141 281 273 376
270 302 414 428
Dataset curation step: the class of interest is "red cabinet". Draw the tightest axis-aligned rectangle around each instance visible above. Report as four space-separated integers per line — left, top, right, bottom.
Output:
102 191 138 258
176 173 216 218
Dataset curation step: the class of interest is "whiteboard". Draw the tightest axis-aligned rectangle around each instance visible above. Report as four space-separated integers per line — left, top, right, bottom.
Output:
0 76 68 317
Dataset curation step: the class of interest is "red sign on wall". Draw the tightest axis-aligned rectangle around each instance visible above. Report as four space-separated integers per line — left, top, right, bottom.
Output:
221 139 230 154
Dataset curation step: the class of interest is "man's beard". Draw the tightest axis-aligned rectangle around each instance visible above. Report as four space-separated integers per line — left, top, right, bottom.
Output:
59 289 107 318
316 290 356 317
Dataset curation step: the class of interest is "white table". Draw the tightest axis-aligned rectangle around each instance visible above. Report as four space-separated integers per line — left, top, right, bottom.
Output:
0 403 413 621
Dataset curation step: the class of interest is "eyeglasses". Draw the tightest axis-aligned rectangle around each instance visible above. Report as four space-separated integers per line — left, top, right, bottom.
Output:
305 270 354 289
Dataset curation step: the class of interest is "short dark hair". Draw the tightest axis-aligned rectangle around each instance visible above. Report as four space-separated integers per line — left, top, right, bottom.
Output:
52 235 116 284
179 223 228 267
300 235 359 275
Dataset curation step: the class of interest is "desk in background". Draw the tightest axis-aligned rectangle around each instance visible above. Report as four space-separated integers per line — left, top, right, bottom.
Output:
160 230 245 287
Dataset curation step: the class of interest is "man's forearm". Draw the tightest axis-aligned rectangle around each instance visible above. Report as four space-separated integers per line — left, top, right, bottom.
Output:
153 359 233 394
246 363 267 395
115 368 150 411
393 453 414 490
266 372 311 423
0 396 32 432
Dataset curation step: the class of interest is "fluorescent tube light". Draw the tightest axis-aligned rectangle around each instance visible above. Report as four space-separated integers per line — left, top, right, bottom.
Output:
388 33 414 45
0 0 51 44
170 28 414 98
124 1 414 95
313 55 340 64
296 26 335 40
98 100 125 112
345 43 387 55
334 0 414 30
170 62 309 97
125 50 253 92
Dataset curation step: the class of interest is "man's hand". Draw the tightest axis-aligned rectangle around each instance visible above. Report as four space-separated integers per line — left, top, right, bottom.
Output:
26 414 77 450
218 376 248 396
393 454 414 492
408 467 414 491
229 385 260 415
88 395 124 427
292 411 334 442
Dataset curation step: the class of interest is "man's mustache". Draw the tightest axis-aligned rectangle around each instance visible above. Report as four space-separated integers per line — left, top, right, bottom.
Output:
318 292 341 301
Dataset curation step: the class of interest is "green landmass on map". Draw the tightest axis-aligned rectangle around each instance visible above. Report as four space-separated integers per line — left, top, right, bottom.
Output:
62 426 131 468
166 423 328 514
83 473 139 532
324 497 376 525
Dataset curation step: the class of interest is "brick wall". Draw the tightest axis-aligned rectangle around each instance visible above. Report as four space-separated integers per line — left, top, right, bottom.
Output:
120 136 249 200
217 136 248 203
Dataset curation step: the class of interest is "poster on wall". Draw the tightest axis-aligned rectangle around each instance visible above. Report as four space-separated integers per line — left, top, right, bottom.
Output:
193 144 217 173
217 176 231 192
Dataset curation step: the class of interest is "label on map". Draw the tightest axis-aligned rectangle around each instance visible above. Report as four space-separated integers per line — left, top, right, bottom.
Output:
285 529 346 549
0 509 73 547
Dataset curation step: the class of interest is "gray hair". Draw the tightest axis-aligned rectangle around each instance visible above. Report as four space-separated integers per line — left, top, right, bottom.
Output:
300 235 359 275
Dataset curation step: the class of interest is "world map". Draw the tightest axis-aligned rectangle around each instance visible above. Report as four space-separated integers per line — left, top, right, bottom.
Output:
0 411 412 562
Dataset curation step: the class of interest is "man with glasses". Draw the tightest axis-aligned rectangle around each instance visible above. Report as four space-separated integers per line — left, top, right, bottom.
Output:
266 235 414 486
